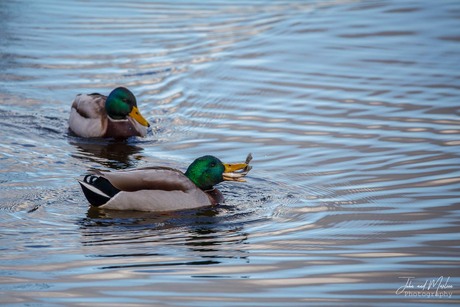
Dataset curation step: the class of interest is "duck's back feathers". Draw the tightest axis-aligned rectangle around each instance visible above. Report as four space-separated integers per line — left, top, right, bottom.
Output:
69 93 108 138
94 167 197 192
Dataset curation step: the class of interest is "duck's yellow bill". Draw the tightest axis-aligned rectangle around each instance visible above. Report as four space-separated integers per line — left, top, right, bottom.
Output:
224 163 247 173
223 162 251 182
129 106 150 127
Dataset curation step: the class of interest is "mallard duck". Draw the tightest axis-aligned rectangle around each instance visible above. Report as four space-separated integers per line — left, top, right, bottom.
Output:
78 154 253 212
69 87 150 139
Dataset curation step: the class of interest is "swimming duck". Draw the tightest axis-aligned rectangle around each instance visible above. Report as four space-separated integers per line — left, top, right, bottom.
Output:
78 154 253 212
69 87 150 139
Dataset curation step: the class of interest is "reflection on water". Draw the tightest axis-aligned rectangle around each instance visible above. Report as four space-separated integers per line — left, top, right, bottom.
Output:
1 0 460 305
80 206 250 275
69 138 147 169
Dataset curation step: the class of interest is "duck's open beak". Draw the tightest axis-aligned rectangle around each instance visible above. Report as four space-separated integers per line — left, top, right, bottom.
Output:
129 106 150 127
222 153 253 182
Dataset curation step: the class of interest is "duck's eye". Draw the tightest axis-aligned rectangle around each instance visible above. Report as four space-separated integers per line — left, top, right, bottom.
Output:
210 162 216 167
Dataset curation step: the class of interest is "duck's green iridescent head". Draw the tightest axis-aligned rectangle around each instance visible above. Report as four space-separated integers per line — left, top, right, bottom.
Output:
185 155 248 190
105 87 150 127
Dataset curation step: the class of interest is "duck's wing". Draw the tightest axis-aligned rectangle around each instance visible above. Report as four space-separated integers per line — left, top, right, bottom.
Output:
69 93 108 137
94 167 197 193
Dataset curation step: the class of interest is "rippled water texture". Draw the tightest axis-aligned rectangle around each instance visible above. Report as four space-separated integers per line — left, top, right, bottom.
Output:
1 0 460 305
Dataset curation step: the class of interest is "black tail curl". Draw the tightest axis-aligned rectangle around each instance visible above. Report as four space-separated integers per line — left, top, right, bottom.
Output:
79 175 120 207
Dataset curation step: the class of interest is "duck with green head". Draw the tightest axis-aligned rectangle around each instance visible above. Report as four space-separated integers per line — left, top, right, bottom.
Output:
69 87 150 139
78 154 253 211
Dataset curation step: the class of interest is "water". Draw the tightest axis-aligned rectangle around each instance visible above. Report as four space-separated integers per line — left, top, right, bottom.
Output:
1 0 459 305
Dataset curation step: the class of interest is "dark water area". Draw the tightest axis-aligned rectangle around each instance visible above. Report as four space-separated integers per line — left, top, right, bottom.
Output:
1 0 460 305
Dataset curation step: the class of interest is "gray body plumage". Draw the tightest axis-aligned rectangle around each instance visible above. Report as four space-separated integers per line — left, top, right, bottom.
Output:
78 167 216 212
